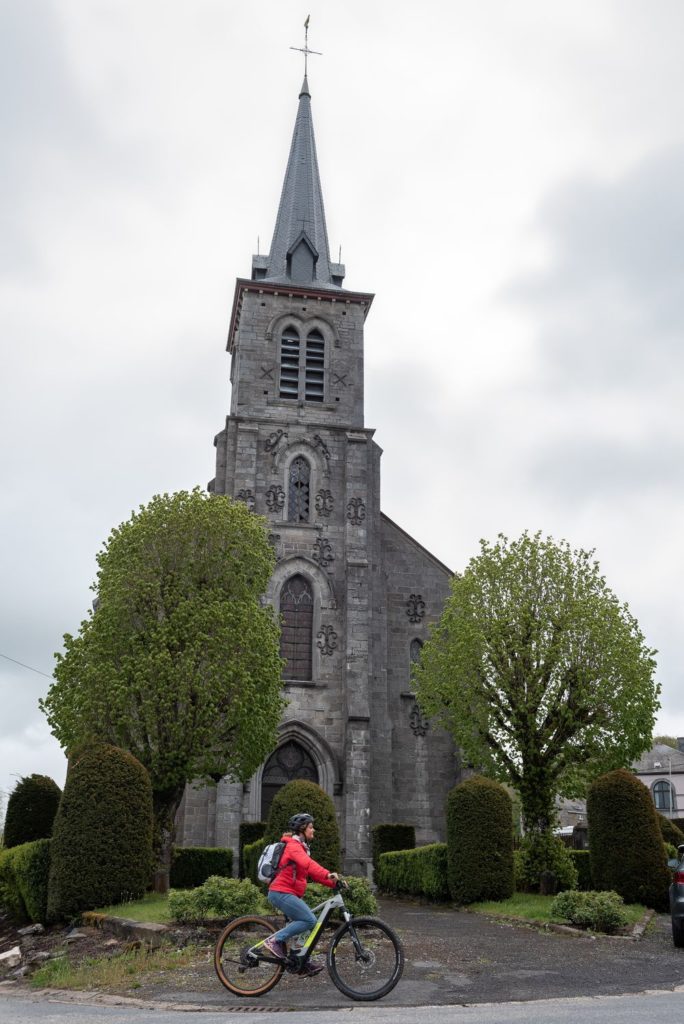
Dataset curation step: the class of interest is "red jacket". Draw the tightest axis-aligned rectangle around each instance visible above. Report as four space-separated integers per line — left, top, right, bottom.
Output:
268 834 335 898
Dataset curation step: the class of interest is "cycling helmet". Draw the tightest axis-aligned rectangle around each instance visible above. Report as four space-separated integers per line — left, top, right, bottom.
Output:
288 812 314 833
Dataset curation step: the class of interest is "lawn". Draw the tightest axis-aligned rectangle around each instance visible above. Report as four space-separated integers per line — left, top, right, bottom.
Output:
91 892 172 923
469 892 646 928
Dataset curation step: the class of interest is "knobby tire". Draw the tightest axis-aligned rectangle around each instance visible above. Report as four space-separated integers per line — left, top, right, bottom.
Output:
214 915 284 997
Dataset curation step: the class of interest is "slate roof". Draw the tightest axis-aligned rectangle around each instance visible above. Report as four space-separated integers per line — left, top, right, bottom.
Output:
632 743 684 774
256 76 344 288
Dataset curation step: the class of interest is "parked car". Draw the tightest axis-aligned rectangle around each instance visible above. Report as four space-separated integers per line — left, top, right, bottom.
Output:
669 844 684 947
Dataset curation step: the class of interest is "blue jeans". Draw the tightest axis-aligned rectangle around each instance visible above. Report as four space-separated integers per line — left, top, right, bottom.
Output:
267 890 316 943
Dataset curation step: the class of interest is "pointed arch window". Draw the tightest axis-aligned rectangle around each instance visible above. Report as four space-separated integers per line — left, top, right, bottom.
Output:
288 456 311 522
280 574 313 681
261 740 318 820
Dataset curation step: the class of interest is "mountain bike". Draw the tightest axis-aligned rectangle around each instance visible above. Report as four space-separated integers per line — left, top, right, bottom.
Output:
214 881 404 1001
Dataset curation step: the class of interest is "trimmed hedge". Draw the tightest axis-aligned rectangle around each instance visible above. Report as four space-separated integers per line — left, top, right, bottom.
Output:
47 742 154 921
658 814 684 847
376 844 449 902
0 839 52 923
569 850 592 891
239 822 266 878
243 837 264 886
371 824 415 873
170 847 233 889
4 775 61 849
552 889 628 934
446 776 514 904
265 780 340 873
588 768 671 911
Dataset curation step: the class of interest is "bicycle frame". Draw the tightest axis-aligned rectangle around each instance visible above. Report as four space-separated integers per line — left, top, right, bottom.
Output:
253 891 351 967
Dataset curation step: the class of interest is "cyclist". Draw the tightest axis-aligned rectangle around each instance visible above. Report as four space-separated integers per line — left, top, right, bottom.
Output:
263 812 340 976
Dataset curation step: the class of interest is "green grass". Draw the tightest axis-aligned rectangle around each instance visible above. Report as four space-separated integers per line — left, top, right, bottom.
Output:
30 945 202 991
469 892 646 928
91 892 171 923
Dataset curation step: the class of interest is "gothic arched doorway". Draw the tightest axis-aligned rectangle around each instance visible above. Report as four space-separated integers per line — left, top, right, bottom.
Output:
261 740 318 821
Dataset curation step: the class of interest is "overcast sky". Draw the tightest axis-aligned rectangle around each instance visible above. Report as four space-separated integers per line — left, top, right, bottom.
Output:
2 0 683 806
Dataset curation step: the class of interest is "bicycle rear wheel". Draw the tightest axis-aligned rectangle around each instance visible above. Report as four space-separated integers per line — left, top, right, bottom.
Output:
214 915 284 997
327 916 404 1001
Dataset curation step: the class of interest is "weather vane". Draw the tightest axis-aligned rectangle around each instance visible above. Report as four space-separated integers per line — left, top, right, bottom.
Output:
290 14 322 76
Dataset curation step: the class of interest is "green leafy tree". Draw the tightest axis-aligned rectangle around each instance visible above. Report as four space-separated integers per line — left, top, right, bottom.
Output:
40 489 285 889
652 735 678 749
414 531 658 868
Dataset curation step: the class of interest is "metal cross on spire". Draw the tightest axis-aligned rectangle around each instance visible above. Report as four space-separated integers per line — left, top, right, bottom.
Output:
290 14 322 76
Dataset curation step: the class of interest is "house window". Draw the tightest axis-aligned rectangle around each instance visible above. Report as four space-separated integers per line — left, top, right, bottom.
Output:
278 325 325 402
279 326 300 399
288 456 311 522
280 574 313 681
653 779 676 813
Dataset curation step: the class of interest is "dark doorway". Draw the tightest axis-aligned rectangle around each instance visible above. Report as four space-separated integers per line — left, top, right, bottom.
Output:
261 740 319 822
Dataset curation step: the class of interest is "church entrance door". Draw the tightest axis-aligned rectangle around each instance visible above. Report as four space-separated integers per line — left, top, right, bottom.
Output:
261 740 318 821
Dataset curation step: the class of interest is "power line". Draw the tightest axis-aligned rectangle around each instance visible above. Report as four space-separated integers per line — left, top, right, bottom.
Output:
0 652 53 680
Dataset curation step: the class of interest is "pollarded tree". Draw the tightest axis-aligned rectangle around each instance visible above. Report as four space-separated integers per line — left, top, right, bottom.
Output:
414 531 658 868
40 489 285 889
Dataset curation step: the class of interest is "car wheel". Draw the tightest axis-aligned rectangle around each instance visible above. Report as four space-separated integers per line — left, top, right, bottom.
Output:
672 917 684 948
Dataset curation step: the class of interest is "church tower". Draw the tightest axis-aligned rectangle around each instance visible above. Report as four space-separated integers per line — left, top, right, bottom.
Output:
176 70 457 874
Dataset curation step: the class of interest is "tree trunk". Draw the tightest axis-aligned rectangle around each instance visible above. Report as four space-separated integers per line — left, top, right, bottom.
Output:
152 785 185 893
518 773 555 840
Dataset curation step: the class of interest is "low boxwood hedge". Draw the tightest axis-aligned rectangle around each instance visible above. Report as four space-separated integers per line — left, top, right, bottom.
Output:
376 844 449 902
371 824 415 873
0 838 51 923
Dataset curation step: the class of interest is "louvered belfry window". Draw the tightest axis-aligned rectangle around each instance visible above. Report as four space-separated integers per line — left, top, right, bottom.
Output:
279 326 300 399
280 574 314 680
278 326 325 402
305 329 324 402
288 456 310 522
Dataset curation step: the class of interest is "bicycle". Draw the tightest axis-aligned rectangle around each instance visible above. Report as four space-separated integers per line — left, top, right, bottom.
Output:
214 881 404 1001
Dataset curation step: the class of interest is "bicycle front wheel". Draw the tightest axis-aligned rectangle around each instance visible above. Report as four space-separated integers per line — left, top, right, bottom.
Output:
214 915 284 997
327 916 404 1001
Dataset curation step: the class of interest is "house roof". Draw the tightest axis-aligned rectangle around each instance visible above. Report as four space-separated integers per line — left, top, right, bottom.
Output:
633 743 684 774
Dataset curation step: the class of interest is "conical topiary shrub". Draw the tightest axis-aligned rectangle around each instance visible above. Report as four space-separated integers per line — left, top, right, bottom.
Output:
588 767 671 911
446 775 514 904
265 780 340 873
47 742 153 921
4 774 62 849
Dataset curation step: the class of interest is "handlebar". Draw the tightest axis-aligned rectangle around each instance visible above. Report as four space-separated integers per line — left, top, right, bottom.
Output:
334 878 350 891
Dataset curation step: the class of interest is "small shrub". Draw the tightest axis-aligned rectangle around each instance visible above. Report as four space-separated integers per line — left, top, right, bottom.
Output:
168 876 265 924
47 742 154 922
551 889 629 934
371 824 415 873
303 876 377 918
515 833 578 893
170 847 233 888
4 775 61 849
0 847 26 920
12 839 52 923
376 844 449 901
447 776 514 904
239 822 266 878
569 850 592 891
242 838 264 886
588 768 671 911
265 780 340 873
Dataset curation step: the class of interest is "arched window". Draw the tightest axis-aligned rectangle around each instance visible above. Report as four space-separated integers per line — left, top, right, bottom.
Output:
653 780 676 813
279 326 300 400
280 574 313 680
288 456 311 522
278 325 325 403
410 639 424 664
261 740 318 820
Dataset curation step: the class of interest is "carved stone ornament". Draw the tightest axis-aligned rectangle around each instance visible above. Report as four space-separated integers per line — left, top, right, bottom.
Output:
315 489 334 517
312 536 334 568
264 429 288 454
317 624 338 656
236 489 255 512
409 702 429 737
406 594 426 624
312 433 331 463
346 497 366 525
266 484 286 512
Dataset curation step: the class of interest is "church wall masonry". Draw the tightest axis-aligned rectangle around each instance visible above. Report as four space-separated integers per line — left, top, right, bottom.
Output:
175 73 462 874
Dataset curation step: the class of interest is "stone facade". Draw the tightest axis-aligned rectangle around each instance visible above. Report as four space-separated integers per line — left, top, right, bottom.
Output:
174 74 460 873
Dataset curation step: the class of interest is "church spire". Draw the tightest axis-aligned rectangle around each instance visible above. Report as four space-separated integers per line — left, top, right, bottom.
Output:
251 73 345 288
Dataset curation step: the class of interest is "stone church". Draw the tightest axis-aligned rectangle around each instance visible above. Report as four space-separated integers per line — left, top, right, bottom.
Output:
175 73 458 874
